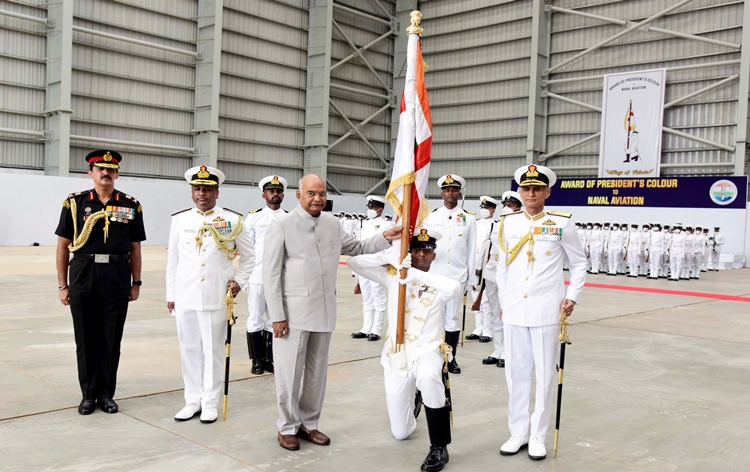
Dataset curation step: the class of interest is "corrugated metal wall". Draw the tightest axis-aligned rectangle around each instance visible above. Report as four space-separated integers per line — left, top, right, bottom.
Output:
70 0 197 176
327 0 394 194
418 0 532 198
219 0 307 186
0 0 46 169
546 0 742 177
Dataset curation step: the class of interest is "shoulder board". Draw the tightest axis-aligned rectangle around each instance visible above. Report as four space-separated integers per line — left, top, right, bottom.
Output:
171 208 191 216
284 209 289 213
501 210 523 218
249 208 263 215
463 209 476 215
431 208 438 213
120 192 139 203
547 211 572 218
225 207 243 217
67 190 88 199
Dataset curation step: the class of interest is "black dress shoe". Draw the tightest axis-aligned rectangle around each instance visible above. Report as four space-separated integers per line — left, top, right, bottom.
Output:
414 389 423 419
464 334 480 341
251 359 264 375
98 397 118 414
421 445 449 471
482 356 499 365
447 359 461 374
367 334 381 341
351 332 368 339
479 336 491 343
496 359 505 368
78 399 95 415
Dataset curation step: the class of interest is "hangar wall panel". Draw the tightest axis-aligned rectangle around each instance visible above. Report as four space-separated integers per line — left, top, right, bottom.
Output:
419 0 533 197
0 0 46 169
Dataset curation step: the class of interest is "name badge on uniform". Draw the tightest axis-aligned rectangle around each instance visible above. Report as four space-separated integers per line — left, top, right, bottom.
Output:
456 213 467 227
106 205 135 223
533 226 562 242
212 216 232 235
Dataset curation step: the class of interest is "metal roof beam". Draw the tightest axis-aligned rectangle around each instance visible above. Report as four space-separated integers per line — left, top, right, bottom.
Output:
545 0 694 75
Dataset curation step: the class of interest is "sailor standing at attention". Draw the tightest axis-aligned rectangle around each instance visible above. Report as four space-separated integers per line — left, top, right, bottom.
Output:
423 175 477 374
244 175 289 375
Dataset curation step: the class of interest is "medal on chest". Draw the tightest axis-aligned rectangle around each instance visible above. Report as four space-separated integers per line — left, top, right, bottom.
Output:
456 213 466 227
212 216 233 235
105 205 135 224
533 226 562 242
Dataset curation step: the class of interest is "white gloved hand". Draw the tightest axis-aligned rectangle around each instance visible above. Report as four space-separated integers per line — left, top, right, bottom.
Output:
398 268 424 285
381 251 411 271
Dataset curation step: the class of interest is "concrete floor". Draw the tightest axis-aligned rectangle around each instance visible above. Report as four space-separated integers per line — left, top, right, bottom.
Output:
1 246 749 471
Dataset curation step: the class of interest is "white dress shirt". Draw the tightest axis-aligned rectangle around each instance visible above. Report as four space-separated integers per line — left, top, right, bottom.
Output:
244 206 286 285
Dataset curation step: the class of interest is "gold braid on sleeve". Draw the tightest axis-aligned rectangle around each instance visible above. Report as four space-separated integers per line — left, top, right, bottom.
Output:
196 216 244 260
497 216 534 265
67 198 109 253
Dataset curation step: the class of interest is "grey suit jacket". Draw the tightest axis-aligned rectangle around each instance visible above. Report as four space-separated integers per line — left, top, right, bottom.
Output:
263 205 392 332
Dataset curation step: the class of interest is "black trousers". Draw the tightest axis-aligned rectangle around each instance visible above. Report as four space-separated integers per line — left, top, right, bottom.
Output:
68 258 131 399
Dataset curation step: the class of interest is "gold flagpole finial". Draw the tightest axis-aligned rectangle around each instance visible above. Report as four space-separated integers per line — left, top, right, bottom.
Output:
407 11 423 35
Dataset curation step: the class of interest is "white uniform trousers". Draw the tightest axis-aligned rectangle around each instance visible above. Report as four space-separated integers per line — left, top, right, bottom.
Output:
442 291 465 333
627 250 639 276
683 253 695 278
710 248 721 269
485 280 504 358
607 249 620 274
360 277 387 312
661 253 670 277
693 252 703 278
384 351 446 440
669 253 684 280
246 283 272 333
470 287 484 336
589 247 603 273
504 324 558 442
649 251 662 278
274 329 331 435
175 307 227 410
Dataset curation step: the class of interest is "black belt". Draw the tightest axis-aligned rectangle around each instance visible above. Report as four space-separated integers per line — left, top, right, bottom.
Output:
73 253 129 263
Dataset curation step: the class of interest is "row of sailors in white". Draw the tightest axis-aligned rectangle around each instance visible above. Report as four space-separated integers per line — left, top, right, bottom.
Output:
580 222 724 279
335 212 393 239
468 191 524 370
350 196 395 341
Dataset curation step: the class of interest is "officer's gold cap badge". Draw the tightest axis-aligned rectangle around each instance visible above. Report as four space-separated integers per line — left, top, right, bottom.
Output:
197 166 210 179
417 229 430 242
482 198 487 204
526 165 539 178
103 151 113 162
271 176 280 185
445 175 455 184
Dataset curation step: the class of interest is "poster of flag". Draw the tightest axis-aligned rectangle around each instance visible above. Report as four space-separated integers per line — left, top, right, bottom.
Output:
598 68 665 178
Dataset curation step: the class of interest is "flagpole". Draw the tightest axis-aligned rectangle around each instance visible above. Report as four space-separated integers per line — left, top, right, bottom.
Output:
396 182 412 347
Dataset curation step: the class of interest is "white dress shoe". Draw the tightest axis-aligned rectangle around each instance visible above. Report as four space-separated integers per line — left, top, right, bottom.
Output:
500 435 528 455
200 408 218 424
528 436 547 460
174 404 201 422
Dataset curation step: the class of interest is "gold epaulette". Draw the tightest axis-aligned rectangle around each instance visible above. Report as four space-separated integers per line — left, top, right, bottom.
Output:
431 208 438 212
225 207 243 217
547 211 572 218
171 208 191 216
464 209 476 215
67 190 87 199
249 208 262 214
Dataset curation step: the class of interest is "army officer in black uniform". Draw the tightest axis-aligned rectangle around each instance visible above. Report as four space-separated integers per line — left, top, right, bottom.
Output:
55 150 146 415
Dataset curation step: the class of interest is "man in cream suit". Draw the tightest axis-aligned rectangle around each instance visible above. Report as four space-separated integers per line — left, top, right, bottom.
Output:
263 174 402 451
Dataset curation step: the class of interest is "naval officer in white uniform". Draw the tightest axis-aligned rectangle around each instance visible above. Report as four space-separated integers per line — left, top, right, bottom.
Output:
348 230 460 472
166 165 254 424
495 164 586 461
351 196 395 341
423 174 477 374
467 196 499 344
244 175 288 375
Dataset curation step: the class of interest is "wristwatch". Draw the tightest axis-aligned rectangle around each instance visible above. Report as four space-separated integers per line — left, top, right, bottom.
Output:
132 280 143 286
